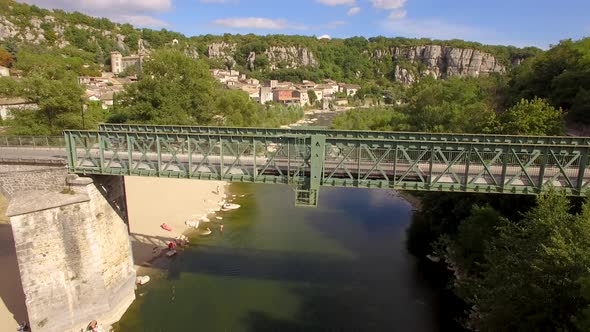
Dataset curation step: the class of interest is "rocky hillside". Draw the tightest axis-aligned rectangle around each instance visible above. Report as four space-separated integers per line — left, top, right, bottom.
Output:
0 0 541 83
373 45 507 84
207 42 317 70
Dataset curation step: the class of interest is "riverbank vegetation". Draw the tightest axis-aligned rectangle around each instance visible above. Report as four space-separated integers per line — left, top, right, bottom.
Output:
331 38 590 331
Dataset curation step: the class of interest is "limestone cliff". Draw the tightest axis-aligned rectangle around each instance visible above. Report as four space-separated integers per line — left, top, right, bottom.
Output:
0 13 129 50
372 45 506 84
207 42 318 70
263 46 318 69
207 42 237 67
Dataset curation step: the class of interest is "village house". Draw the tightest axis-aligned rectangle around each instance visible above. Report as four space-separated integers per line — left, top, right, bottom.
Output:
243 78 260 86
300 80 316 90
110 51 145 74
100 92 115 109
239 85 260 102
0 97 37 120
264 80 279 88
323 79 339 93
293 90 309 106
259 87 273 104
226 80 242 88
78 76 110 88
312 88 324 101
273 89 299 105
343 84 361 97
316 84 336 96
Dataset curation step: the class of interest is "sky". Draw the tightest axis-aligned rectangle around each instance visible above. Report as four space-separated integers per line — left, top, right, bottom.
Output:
16 0 590 48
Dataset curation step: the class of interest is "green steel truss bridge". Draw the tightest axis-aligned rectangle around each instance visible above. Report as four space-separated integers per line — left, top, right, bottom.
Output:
62 124 590 206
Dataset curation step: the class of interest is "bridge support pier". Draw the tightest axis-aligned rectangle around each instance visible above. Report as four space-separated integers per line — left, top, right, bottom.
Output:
6 175 136 332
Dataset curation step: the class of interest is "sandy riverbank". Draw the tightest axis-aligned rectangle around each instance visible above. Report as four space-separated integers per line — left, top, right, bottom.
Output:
0 178 229 329
0 194 27 331
124 177 228 270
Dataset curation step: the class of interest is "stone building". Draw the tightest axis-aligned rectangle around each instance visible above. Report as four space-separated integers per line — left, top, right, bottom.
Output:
259 87 273 104
110 51 144 75
293 90 309 106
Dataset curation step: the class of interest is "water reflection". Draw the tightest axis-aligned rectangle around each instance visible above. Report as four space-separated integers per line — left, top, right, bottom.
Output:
116 184 438 332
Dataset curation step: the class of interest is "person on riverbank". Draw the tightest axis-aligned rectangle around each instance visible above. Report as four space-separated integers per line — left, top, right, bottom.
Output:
87 320 99 332
220 224 224 233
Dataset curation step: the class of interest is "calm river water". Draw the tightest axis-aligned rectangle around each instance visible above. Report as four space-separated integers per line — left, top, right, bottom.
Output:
115 184 445 331
115 111 451 331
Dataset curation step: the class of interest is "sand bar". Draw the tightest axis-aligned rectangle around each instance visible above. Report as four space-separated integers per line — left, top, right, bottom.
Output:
124 176 227 268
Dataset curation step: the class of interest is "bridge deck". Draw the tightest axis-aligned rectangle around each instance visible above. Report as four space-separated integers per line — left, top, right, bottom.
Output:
62 128 590 205
3 126 589 206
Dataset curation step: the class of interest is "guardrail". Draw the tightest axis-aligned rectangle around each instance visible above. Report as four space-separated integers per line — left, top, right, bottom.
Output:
0 136 65 148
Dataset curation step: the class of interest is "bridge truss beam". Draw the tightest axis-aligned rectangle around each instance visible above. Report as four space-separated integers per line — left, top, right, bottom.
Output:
64 129 590 207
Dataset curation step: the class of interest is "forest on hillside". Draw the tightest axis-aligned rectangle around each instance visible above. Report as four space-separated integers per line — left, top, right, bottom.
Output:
0 0 541 83
330 37 590 332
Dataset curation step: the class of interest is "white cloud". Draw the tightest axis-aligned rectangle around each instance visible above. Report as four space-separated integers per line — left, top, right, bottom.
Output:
347 7 361 16
212 17 306 30
388 9 406 20
382 18 481 40
372 0 406 10
316 0 356 6
318 34 331 39
17 0 171 27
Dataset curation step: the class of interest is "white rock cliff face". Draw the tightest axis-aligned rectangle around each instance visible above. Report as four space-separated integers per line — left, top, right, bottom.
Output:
374 45 506 84
207 42 318 70
264 46 318 69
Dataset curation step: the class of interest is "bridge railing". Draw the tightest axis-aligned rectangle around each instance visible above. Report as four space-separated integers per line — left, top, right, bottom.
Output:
98 123 590 146
0 135 65 148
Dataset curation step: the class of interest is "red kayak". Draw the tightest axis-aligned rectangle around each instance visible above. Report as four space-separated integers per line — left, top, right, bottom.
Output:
161 223 172 231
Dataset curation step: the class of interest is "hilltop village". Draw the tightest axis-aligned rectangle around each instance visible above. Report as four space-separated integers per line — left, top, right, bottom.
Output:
1 49 360 121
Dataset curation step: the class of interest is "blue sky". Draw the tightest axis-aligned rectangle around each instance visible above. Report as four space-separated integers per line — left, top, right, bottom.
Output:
19 0 590 48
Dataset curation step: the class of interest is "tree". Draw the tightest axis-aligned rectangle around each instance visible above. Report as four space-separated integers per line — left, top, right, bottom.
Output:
578 276 590 330
0 48 12 67
570 88 590 123
456 189 590 331
307 89 317 104
499 97 564 135
118 49 217 125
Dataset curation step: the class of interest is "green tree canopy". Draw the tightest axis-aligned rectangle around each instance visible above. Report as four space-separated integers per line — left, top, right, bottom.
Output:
499 97 564 135
456 189 590 331
118 49 217 125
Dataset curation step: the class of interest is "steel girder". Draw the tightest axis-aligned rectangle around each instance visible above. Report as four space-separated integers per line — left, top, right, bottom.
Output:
65 129 590 206
98 123 590 146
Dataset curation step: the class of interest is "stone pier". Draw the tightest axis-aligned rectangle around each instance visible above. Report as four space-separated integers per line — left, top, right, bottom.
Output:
4 173 136 332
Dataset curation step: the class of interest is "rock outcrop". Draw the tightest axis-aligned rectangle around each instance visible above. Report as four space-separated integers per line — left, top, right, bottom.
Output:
372 45 506 84
264 46 318 69
207 42 236 59
207 43 318 70
246 51 256 70
184 47 200 59
0 14 130 50
0 16 22 40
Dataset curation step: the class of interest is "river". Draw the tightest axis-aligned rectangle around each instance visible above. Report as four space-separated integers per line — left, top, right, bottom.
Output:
114 111 450 331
